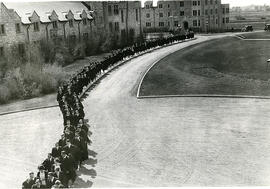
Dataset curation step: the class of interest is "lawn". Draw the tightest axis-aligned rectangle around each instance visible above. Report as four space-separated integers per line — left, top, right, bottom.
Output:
241 31 270 39
139 36 270 97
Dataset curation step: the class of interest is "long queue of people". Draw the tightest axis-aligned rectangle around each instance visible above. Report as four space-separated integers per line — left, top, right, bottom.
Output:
22 32 194 189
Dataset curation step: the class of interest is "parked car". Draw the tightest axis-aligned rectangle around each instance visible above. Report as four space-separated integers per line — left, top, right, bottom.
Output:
241 25 253 32
264 24 270 31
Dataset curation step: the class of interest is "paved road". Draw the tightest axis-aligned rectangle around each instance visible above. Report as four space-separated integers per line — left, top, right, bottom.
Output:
0 108 63 188
75 35 270 187
2 34 270 188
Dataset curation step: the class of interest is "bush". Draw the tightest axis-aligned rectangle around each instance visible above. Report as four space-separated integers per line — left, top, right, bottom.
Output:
0 85 11 104
40 74 58 94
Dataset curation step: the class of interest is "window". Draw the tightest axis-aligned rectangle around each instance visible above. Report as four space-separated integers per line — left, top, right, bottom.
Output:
15 23 21 33
226 17 229 23
215 8 218 14
146 22 151 27
168 12 171 17
69 20 73 27
159 22 164 27
180 11 185 16
168 4 170 8
223 18 225 23
18 43 25 55
83 33 89 40
205 0 208 5
136 9 138 21
193 1 197 6
120 29 126 40
198 10 201 16
109 22 113 32
83 18 87 25
198 1 201 6
0 47 4 57
114 5 119 15
223 8 225 14
210 0 213 4
0 24 5 35
198 20 201 26
174 21 178 27
146 4 150 9
226 8 229 13
205 10 208 15
193 10 197 16
210 9 213 14
216 18 218 24
108 5 112 15
146 13 150 18
158 4 163 8
215 0 218 4
33 22 39 32
159 13 163 17
121 10 124 23
180 1 184 7
115 22 119 32
69 35 76 43
52 21 58 29
193 20 198 27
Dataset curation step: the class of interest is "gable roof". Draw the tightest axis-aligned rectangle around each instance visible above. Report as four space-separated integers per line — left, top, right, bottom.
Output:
4 1 93 24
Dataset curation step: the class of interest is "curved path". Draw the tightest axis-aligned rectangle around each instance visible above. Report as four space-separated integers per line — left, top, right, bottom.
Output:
75 34 270 187
1 34 270 188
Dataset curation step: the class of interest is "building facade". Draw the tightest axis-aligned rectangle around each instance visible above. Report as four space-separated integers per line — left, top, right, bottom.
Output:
0 2 95 57
87 1 142 43
142 0 230 33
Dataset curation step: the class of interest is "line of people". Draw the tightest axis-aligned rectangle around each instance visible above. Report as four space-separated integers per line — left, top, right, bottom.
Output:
22 32 194 189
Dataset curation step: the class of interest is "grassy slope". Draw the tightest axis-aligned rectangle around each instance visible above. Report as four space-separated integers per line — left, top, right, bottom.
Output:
140 35 270 96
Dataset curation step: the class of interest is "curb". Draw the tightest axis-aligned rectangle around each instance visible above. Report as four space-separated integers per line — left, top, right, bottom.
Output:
138 94 270 100
0 104 59 116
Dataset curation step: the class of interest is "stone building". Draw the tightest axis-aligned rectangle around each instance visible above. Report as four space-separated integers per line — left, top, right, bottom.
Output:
86 1 143 44
142 0 230 33
0 2 94 57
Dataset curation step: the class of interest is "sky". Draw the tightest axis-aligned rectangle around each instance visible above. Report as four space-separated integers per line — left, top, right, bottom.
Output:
141 0 270 7
1 0 270 7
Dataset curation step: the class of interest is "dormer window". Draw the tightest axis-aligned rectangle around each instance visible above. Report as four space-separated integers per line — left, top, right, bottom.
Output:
83 18 87 25
69 19 74 27
52 21 58 29
33 22 39 32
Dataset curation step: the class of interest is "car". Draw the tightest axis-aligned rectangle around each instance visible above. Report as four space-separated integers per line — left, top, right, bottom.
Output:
264 24 270 31
241 25 253 32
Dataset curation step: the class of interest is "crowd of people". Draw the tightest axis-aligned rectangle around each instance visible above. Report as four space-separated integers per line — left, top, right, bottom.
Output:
22 32 194 189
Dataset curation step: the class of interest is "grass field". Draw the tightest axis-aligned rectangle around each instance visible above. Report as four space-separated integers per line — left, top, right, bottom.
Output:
241 31 270 39
140 33 270 97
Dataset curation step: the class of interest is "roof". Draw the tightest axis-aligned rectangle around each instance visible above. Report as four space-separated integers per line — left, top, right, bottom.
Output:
4 2 93 24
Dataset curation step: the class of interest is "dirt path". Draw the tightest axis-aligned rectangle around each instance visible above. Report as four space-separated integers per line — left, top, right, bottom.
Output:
74 34 270 187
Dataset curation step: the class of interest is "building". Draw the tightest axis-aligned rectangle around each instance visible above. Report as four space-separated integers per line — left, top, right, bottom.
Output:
86 1 142 44
0 1 94 57
142 0 230 33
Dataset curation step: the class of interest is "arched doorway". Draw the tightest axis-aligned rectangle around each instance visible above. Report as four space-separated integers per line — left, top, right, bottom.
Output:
183 21 189 30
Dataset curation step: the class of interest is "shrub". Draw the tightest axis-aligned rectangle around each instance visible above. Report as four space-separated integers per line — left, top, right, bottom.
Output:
40 73 58 94
0 85 11 104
